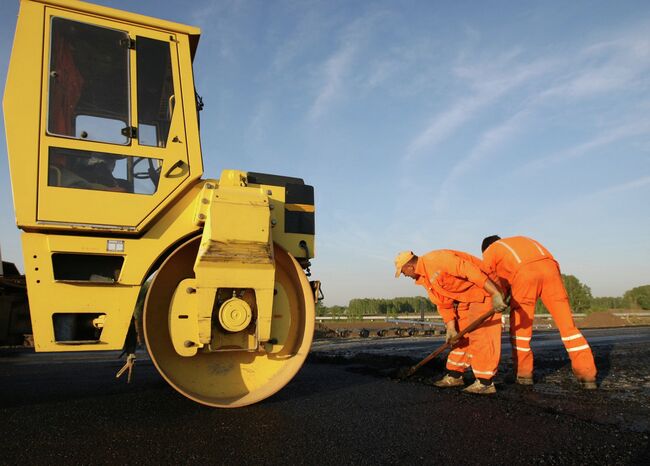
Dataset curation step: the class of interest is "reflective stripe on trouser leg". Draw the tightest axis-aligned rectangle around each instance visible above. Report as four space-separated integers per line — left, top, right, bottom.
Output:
446 304 472 373
508 298 535 378
538 261 597 380
446 350 470 372
561 331 597 379
467 299 501 381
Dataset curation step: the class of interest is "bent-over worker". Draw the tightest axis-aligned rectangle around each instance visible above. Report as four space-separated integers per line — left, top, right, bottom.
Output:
481 235 597 389
395 250 507 395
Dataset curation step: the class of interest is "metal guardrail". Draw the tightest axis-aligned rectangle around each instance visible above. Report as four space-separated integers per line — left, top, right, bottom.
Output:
316 315 443 322
385 318 446 328
315 311 650 323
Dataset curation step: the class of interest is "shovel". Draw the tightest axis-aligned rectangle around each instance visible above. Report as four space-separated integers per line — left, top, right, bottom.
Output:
397 307 498 380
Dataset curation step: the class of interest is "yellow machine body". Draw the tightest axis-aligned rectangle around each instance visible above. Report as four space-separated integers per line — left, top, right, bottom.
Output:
3 0 317 407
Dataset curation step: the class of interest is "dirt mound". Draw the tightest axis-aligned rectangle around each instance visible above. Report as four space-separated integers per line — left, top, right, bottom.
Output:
578 311 626 328
314 323 336 339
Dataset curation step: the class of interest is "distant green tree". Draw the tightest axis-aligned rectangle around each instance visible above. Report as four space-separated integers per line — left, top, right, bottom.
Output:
315 301 328 317
346 297 435 316
398 301 414 313
534 299 548 314
391 297 433 313
316 302 346 317
319 284 649 320
347 304 363 321
590 296 629 311
348 299 369 315
563 274 593 312
623 285 650 310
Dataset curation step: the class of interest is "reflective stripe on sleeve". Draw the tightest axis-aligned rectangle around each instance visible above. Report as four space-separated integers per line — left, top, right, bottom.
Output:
450 351 466 356
562 333 584 342
496 241 522 263
567 344 590 352
514 346 531 352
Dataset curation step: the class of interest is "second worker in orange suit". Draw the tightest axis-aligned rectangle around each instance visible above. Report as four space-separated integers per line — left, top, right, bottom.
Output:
395 249 507 394
481 235 597 389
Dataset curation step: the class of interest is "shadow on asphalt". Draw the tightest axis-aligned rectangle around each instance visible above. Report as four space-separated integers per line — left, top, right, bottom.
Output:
593 343 613 383
0 359 169 409
260 362 379 407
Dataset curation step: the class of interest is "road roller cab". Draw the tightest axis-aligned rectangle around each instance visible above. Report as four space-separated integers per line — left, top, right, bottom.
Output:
3 0 317 407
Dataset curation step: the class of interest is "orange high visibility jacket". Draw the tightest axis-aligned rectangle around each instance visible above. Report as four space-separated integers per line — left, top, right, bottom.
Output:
415 250 490 323
482 236 556 283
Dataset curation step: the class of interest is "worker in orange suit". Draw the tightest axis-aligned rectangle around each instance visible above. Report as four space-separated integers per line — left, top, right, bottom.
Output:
481 235 597 389
395 250 507 394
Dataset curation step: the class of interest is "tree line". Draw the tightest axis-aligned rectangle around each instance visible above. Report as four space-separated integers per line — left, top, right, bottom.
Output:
316 297 435 319
536 276 650 313
318 276 650 318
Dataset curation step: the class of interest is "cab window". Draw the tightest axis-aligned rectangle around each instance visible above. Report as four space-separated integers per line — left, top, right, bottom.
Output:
48 147 161 195
137 37 174 148
48 17 130 145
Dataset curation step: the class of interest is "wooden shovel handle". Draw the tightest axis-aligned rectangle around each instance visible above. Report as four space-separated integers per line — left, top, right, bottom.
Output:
405 307 497 377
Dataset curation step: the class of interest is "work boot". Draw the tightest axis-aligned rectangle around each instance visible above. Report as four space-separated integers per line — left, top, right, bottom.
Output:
579 379 597 390
462 380 496 395
433 374 464 388
516 376 534 386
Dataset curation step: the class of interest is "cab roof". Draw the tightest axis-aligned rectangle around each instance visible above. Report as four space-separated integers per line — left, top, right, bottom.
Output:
29 0 201 59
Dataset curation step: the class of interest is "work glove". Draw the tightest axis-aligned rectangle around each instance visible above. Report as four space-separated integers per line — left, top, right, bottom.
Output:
445 321 458 343
491 292 507 313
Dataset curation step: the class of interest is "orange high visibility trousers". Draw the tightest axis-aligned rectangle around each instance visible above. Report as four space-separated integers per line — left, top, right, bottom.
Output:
509 259 597 381
445 299 502 380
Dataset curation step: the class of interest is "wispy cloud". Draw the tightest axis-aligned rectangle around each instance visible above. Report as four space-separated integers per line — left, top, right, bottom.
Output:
403 17 650 165
541 29 650 99
596 175 650 196
270 3 330 75
362 38 443 95
405 95 489 159
189 0 248 60
433 109 531 211
517 174 650 231
365 56 402 89
409 19 650 214
515 118 650 175
246 100 272 142
404 53 558 160
309 42 358 120
308 11 389 120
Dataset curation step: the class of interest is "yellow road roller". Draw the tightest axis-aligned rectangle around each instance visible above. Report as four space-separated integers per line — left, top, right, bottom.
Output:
3 0 318 407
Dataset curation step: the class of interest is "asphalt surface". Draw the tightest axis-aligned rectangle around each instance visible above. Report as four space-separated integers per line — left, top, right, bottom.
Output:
0 327 649 465
312 326 650 356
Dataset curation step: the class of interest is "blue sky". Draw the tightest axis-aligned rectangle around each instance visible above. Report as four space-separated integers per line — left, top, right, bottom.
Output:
1 0 649 305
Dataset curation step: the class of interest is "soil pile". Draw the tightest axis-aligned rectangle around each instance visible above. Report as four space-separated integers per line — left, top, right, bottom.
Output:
578 310 626 328
314 323 335 339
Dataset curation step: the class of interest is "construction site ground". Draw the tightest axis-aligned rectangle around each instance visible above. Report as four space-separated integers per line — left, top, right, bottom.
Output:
312 326 650 431
317 309 650 334
0 325 649 464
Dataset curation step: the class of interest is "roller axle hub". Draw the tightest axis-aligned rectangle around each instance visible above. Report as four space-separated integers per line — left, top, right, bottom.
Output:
219 297 253 332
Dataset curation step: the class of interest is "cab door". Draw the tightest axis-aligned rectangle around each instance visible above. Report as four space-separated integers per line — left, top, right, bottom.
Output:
37 8 190 230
